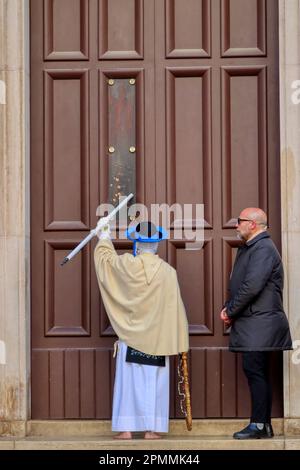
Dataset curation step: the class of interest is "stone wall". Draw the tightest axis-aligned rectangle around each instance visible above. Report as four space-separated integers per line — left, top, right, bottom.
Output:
279 0 300 428
0 0 30 435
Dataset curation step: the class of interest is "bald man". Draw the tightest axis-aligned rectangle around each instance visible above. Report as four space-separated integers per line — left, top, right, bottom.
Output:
220 208 292 439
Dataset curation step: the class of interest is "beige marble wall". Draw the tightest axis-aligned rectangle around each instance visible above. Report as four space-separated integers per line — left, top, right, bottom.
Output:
279 0 300 421
0 0 30 432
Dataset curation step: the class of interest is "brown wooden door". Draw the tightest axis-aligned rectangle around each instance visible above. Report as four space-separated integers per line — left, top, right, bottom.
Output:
31 0 282 419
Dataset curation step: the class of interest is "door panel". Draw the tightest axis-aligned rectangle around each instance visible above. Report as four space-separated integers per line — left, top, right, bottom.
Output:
221 0 266 56
44 69 89 230
31 0 282 419
44 0 89 60
166 0 211 57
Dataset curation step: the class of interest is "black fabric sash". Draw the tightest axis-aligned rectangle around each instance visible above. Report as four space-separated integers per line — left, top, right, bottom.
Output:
126 346 165 367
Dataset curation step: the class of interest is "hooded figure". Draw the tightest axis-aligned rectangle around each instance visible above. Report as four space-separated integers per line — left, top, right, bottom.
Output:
94 220 189 440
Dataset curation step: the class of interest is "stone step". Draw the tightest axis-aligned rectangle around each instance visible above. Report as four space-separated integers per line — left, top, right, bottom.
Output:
2 435 299 450
25 419 284 438
2 419 300 450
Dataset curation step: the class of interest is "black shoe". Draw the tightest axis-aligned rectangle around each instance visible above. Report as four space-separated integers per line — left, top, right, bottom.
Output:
265 423 274 437
233 423 271 440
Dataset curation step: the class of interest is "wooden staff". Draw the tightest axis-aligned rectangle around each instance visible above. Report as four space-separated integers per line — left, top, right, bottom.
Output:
178 352 192 431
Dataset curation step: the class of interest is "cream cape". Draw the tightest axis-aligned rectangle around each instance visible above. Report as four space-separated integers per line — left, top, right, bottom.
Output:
94 240 189 356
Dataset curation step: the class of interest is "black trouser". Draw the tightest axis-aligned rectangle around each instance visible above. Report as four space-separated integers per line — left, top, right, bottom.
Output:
242 351 272 424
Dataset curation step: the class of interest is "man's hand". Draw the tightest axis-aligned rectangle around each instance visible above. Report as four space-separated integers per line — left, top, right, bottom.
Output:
94 216 111 240
98 224 111 240
220 308 232 327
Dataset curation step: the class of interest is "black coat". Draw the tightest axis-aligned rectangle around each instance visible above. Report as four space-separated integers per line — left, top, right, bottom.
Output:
226 232 292 352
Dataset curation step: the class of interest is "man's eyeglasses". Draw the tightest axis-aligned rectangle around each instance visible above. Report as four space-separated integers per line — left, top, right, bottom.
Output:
237 217 268 227
237 217 253 224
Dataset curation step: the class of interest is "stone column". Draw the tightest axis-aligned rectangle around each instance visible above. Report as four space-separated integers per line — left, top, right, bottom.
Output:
279 0 300 433
0 0 30 436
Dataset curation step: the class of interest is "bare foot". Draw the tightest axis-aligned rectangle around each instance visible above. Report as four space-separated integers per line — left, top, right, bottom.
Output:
144 431 161 439
114 432 132 440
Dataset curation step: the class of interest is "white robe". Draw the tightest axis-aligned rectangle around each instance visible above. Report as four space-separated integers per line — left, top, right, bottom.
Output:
112 341 170 432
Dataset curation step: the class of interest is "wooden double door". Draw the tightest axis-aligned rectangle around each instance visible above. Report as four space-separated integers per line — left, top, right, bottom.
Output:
31 0 283 419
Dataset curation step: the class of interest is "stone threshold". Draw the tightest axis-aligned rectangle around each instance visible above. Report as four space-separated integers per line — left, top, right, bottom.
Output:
26 418 285 437
0 435 300 450
1 419 300 450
